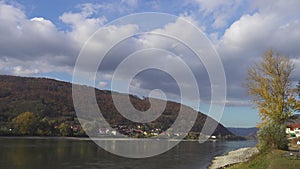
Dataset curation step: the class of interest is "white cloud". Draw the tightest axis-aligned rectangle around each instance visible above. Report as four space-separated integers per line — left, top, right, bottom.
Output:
218 1 300 59
191 0 247 29
213 0 300 105
209 99 253 107
193 0 232 13
1 0 300 108
13 66 39 76
0 3 75 56
60 4 107 44
292 58 300 79
0 2 138 77
95 16 216 104
121 0 138 8
98 81 108 88
147 1 160 9
0 1 25 22
218 13 275 57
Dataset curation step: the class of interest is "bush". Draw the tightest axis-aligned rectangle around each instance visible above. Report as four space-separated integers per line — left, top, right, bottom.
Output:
257 122 288 152
58 123 73 136
0 126 12 135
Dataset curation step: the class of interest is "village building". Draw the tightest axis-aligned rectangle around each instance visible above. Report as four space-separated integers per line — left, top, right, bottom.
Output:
286 124 300 137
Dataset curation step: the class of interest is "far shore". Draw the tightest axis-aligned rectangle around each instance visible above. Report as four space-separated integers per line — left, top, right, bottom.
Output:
0 136 91 140
0 136 220 142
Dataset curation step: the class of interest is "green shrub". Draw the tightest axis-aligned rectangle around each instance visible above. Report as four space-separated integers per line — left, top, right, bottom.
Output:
0 126 11 135
257 122 288 152
58 123 73 136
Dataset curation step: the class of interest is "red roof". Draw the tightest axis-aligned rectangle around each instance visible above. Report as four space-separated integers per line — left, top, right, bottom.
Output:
287 124 300 130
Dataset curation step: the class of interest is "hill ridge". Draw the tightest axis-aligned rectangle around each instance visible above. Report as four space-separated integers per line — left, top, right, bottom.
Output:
0 75 234 138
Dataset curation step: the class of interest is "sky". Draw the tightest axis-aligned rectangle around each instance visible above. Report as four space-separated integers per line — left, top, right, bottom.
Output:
1 0 300 128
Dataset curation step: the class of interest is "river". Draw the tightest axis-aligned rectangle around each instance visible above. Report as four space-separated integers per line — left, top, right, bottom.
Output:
0 138 257 169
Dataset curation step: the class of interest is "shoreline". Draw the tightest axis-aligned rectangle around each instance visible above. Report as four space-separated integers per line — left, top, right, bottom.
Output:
0 136 217 142
0 136 92 140
209 146 259 169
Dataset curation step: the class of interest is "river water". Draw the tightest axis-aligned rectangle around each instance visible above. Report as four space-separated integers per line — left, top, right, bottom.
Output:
0 138 257 169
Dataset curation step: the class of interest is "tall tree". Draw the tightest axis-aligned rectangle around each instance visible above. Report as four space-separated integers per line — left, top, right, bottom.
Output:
246 50 299 151
246 50 299 126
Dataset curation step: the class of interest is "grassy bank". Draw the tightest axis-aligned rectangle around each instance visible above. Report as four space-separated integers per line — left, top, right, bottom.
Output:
228 149 300 169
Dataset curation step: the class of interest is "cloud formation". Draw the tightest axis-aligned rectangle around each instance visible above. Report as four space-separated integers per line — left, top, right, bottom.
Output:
0 2 77 75
216 0 300 102
0 0 300 108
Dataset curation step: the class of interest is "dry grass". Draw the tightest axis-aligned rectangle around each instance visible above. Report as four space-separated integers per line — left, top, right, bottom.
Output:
228 149 300 169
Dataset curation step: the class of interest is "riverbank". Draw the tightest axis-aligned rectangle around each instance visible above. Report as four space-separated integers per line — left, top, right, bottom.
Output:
209 146 259 169
227 149 300 169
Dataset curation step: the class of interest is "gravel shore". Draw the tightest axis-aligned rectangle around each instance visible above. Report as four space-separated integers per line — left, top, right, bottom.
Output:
209 147 259 169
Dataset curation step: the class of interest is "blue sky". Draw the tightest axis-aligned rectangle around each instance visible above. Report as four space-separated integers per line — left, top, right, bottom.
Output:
1 0 300 127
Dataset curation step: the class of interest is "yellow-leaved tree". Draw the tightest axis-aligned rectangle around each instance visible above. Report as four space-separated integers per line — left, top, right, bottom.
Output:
246 49 300 151
12 112 39 135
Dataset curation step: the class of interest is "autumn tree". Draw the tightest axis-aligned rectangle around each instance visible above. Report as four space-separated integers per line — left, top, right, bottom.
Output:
246 50 298 125
246 50 299 151
12 112 39 135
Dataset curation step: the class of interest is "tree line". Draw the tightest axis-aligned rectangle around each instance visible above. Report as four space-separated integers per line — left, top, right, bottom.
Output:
0 111 86 137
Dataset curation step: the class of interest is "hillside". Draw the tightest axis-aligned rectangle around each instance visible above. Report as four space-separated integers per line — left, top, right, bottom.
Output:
227 127 258 140
0 75 234 138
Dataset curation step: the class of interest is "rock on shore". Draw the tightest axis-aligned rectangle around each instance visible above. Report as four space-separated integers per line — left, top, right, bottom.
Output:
209 147 259 169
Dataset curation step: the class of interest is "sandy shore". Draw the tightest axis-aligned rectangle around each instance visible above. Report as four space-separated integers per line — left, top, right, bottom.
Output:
209 147 259 169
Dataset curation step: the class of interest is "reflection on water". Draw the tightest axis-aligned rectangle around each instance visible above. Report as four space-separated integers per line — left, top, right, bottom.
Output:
95 139 181 158
0 138 257 169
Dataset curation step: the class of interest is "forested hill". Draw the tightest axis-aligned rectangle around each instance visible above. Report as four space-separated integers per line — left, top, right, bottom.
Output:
0 75 234 138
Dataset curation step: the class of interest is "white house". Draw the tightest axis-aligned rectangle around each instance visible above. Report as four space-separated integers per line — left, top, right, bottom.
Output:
111 130 117 136
286 124 300 137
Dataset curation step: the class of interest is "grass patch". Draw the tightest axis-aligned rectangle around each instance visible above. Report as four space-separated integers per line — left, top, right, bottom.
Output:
228 150 300 169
